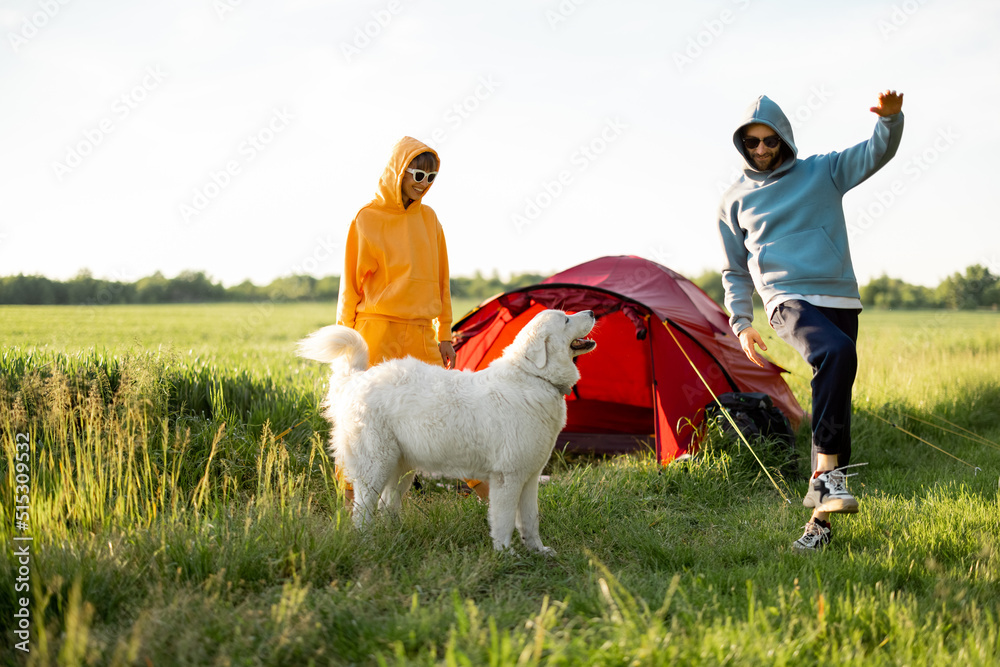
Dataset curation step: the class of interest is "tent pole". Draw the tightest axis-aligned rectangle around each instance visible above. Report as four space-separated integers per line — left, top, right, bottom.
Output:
646 314 662 464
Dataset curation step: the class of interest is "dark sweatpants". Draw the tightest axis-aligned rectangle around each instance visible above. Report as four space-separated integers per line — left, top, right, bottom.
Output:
768 300 859 471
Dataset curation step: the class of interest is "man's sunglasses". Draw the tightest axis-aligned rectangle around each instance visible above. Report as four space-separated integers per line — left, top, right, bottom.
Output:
742 135 782 150
406 168 438 183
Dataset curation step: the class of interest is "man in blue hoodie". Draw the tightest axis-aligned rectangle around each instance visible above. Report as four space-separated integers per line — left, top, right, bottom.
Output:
718 90 904 551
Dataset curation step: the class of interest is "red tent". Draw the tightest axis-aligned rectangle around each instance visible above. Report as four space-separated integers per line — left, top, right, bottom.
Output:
452 255 804 464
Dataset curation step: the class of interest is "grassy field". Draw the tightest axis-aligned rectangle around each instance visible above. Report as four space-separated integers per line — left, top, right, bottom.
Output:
1 304 999 666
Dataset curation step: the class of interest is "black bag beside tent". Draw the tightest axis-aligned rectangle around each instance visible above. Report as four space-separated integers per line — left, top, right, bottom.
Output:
704 392 798 473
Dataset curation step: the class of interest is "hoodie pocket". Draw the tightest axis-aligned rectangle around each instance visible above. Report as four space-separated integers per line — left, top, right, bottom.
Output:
758 228 845 284
371 278 441 319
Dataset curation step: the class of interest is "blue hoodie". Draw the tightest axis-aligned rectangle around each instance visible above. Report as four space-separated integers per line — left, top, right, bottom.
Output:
717 95 904 335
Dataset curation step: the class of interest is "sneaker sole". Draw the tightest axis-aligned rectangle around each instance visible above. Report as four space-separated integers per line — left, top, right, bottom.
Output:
817 498 859 514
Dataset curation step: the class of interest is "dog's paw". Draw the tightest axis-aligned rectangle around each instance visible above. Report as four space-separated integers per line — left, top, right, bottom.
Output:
536 546 557 558
492 536 515 554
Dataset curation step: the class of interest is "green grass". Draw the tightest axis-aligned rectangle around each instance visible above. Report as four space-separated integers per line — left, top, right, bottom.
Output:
1 305 999 665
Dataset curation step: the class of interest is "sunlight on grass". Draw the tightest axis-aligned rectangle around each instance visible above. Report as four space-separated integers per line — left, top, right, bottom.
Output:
1 305 997 665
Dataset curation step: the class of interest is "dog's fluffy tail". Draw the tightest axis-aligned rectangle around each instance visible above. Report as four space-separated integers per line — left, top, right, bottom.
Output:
296 325 369 375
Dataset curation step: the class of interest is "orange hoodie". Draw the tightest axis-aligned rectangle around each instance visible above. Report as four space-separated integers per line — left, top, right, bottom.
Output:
336 137 453 341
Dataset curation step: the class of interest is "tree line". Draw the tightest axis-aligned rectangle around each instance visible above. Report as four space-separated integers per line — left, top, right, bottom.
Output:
0 270 549 306
689 264 999 311
0 265 997 310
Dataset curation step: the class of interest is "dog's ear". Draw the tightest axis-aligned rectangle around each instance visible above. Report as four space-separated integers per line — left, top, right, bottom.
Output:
524 333 548 370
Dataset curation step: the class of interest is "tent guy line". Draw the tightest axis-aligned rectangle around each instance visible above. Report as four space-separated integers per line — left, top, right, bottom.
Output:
662 321 791 502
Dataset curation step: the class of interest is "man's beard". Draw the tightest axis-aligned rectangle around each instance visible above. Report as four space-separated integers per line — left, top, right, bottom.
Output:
753 153 781 171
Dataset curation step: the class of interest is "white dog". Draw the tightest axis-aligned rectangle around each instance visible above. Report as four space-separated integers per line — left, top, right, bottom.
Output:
297 309 596 555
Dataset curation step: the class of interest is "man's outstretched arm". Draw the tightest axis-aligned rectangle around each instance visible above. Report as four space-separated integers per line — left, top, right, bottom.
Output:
830 89 905 192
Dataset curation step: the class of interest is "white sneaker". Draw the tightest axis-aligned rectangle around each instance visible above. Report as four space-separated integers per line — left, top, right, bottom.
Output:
802 463 866 514
792 519 831 552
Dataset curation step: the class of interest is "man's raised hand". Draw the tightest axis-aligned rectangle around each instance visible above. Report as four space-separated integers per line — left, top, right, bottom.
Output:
870 89 903 117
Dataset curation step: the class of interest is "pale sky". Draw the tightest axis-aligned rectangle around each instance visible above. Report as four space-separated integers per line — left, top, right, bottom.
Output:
2 0 998 289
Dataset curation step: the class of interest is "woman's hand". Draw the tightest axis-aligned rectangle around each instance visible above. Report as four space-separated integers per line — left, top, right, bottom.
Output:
439 341 457 369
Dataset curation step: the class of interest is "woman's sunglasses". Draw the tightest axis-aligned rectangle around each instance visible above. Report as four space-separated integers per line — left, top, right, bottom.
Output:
742 135 782 150
406 168 438 183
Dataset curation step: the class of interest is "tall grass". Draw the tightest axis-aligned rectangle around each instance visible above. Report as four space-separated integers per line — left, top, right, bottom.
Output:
1 305 998 665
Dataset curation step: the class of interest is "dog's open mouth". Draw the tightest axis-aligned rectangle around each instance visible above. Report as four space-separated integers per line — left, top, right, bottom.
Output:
571 338 597 352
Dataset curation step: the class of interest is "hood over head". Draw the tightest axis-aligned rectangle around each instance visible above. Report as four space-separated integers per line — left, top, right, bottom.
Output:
733 95 797 173
374 136 440 212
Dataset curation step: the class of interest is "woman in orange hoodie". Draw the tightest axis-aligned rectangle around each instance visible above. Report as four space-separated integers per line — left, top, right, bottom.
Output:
336 136 488 503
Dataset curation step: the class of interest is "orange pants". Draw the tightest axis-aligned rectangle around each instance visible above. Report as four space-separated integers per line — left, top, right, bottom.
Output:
337 317 483 492
356 316 442 366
